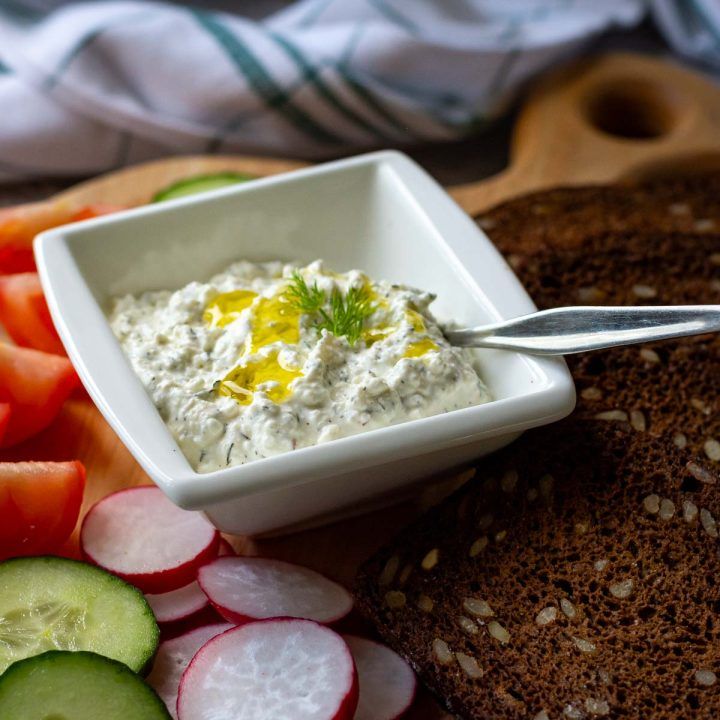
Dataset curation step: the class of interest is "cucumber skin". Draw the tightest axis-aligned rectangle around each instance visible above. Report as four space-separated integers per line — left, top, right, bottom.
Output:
0 556 160 676
0 650 171 719
152 172 254 202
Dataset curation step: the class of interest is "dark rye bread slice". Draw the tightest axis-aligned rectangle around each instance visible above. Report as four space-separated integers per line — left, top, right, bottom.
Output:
475 176 720 256
486 228 720 465
355 420 720 719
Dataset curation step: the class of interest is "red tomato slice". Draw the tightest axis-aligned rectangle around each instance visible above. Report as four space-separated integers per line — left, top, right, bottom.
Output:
0 343 79 447
0 273 65 354
0 403 10 444
0 460 85 558
0 202 122 274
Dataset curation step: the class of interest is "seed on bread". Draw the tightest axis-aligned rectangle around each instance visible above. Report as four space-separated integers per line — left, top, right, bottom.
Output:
608 579 634 599
631 284 657 299
584 697 610 716
398 563 413 585
704 438 720 461
683 500 698 523
536 606 557 626
463 597 494 618
643 494 660 514
691 398 712 415
456 652 483 679
687 462 716 485
630 410 646 432
421 548 440 571
658 498 675 520
639 348 660 364
432 638 453 665
379 555 400 585
581 386 603 400
700 508 718 538
487 621 510 644
385 590 406 609
594 410 628 422
458 615 479 636
694 218 715 231
469 536 488 557
417 594 434 612
696 669 717 687
560 598 577 619
572 636 597 654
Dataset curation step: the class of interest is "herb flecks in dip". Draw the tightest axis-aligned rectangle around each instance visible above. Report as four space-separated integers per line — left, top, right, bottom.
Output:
110 261 491 472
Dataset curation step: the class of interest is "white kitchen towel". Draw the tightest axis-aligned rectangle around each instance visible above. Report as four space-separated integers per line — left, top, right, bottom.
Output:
652 0 720 69
0 0 652 181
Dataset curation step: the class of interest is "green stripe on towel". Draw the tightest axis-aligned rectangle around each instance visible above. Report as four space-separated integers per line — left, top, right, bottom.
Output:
193 10 343 146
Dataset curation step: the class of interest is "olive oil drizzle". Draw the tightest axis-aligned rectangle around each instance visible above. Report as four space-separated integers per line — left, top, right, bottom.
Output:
205 270 438 406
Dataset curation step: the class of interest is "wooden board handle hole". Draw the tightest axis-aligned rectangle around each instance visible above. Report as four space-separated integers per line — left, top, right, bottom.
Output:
583 79 679 141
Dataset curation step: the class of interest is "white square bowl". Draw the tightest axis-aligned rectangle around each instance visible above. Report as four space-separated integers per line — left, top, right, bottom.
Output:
35 151 575 535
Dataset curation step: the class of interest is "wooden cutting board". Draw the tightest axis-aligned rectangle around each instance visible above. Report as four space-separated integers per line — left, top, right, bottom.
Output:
5 52 720 718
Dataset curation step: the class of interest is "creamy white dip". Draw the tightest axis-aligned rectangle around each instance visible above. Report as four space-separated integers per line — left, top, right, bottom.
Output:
110 261 491 472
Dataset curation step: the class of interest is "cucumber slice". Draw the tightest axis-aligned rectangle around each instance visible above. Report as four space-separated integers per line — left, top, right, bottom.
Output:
152 172 254 202
0 557 159 675
0 651 171 719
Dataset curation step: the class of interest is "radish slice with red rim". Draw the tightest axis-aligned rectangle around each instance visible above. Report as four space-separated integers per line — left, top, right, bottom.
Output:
218 537 235 556
343 635 417 720
147 622 232 720
81 486 219 593
177 618 358 720
146 581 209 624
198 556 352 625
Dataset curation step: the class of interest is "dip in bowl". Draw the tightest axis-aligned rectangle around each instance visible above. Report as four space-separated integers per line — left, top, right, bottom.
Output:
109 260 492 473
35 151 575 535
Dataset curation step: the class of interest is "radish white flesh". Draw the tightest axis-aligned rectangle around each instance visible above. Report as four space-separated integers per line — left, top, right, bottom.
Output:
81 486 219 593
146 581 209 624
198 556 353 625
147 623 232 720
177 619 358 720
344 636 417 720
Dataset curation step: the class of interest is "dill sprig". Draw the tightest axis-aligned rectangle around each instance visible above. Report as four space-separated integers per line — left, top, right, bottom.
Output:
285 270 325 313
286 272 375 345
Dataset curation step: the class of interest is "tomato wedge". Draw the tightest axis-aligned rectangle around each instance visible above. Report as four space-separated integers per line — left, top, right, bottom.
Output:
0 461 86 558
0 273 64 354
0 202 122 274
0 404 10 445
0 343 79 447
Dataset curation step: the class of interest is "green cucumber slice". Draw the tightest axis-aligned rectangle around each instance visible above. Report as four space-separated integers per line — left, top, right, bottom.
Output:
0 557 159 675
0 651 171 719
152 172 254 202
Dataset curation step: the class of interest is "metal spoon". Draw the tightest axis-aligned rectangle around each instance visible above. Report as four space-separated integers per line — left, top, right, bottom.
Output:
444 306 720 355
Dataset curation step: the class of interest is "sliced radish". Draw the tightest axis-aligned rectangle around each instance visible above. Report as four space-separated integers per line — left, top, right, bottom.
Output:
344 636 416 720
146 581 209 624
81 486 220 593
145 537 234 624
147 622 232 719
178 618 358 720
198 556 353 625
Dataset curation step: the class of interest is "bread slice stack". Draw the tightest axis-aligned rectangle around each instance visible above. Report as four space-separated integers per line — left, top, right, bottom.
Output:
354 178 720 719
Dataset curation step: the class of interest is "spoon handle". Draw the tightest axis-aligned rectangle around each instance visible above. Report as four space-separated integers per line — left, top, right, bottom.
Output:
444 306 720 355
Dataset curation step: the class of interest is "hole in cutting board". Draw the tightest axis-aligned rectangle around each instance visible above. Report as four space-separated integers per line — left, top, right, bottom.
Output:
584 80 678 140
